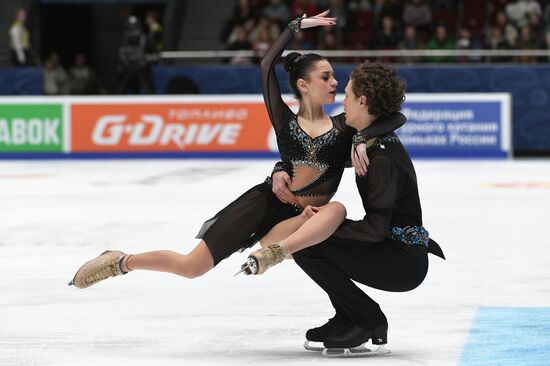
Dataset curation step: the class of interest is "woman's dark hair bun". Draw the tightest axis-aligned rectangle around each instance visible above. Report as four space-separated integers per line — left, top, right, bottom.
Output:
283 52 302 72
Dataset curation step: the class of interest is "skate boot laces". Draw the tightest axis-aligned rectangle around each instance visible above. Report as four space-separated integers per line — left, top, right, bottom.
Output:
69 250 126 288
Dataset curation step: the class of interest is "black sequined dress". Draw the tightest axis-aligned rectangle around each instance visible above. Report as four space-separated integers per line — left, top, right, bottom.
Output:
196 26 404 265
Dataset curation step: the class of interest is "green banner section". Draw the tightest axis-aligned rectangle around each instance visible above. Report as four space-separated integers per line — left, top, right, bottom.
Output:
0 104 63 152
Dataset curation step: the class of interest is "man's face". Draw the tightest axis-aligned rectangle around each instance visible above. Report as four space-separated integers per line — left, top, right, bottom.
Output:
343 79 363 129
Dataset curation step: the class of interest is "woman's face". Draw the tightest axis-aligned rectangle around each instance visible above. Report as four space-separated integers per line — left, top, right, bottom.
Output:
343 79 363 129
302 60 338 105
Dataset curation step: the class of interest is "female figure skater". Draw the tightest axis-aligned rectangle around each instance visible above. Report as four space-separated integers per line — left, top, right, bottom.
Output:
239 62 445 355
69 12 404 289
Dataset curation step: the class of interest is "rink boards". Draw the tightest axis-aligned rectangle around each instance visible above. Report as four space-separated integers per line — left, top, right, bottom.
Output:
0 94 511 159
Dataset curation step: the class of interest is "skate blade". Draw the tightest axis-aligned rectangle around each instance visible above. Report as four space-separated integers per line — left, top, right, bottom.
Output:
303 340 324 352
233 268 246 277
233 264 252 276
322 344 390 358
234 260 256 276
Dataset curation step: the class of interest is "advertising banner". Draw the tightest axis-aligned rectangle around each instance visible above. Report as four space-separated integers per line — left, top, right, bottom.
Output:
0 103 64 152
397 94 511 158
0 94 510 158
70 99 274 153
324 94 511 158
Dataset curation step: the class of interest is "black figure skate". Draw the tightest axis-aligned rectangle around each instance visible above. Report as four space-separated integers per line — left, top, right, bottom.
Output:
303 317 348 351
321 322 391 358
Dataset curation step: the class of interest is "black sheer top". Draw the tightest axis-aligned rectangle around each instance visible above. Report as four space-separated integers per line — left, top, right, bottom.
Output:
262 26 404 208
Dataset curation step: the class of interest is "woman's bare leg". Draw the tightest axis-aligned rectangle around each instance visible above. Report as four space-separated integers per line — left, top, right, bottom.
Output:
259 215 308 247
259 201 346 252
240 202 347 275
281 201 346 253
125 240 214 279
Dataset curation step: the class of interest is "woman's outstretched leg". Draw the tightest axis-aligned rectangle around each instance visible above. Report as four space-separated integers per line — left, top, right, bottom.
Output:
126 241 214 278
69 240 215 288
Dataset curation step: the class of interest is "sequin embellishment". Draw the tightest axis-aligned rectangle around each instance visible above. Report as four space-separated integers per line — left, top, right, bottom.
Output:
388 226 429 247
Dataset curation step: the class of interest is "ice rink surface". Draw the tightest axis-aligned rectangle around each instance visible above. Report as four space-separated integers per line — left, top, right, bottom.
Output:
1 158 549 366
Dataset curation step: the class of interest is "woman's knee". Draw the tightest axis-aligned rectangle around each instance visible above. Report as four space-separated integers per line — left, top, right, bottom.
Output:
174 253 213 279
175 262 209 279
175 241 214 278
326 201 347 219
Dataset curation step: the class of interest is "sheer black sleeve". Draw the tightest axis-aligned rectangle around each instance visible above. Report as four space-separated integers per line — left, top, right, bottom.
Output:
272 161 286 174
332 155 398 243
354 112 406 145
260 27 295 133
342 112 406 168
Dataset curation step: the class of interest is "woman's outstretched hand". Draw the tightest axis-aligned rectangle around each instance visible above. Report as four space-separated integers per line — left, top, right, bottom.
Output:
351 144 370 176
300 10 337 29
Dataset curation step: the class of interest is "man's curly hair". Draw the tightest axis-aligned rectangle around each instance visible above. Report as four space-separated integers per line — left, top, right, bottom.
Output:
350 62 406 117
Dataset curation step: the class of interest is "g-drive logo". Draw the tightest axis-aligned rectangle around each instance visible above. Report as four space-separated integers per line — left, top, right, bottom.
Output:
92 115 242 148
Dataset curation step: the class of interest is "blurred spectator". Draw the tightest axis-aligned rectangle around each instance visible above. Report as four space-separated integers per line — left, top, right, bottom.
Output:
377 0 404 31
226 18 253 46
9 8 33 67
251 25 273 59
506 0 542 28
399 24 421 63
403 0 433 35
347 0 373 11
221 0 255 43
248 16 279 44
432 0 456 11
43 53 70 95
227 25 253 64
318 29 342 50
262 0 291 29
145 10 163 63
455 27 482 62
494 10 519 47
70 53 100 94
291 0 319 19
289 29 313 50
372 15 400 63
424 24 454 62
319 29 346 62
484 27 512 62
527 12 544 44
118 16 155 94
515 25 538 62
320 0 347 43
544 1 550 28
233 0 255 25
372 16 400 50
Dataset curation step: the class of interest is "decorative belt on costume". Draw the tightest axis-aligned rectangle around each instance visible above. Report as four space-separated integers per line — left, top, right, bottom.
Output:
387 226 429 247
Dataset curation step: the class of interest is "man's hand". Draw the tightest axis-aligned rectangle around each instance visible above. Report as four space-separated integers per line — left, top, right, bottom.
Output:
272 171 300 205
351 144 370 176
